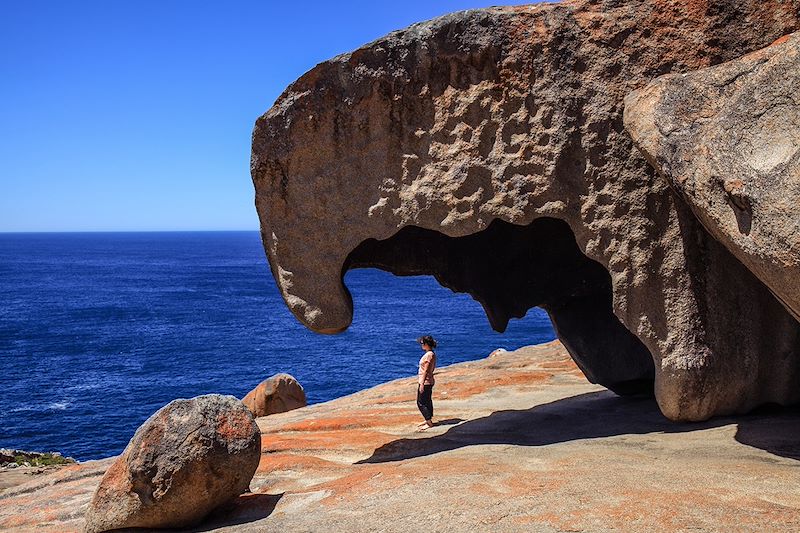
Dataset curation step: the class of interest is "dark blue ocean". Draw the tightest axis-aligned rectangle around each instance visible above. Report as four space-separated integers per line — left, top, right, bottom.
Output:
0 232 555 461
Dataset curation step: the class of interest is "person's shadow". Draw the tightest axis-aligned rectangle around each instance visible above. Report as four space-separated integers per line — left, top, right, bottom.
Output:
357 391 800 464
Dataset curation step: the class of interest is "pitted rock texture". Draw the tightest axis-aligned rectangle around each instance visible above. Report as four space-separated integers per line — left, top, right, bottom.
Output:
625 31 800 323
83 395 260 533
242 373 307 417
251 0 800 420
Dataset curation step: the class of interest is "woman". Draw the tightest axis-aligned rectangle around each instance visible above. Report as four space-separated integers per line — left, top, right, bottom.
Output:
416 335 437 431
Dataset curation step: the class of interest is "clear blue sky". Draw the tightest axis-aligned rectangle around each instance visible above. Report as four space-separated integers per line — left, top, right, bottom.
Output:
1 1 531 232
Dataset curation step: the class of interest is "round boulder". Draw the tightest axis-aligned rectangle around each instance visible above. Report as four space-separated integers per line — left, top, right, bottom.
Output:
84 394 260 533
242 373 306 418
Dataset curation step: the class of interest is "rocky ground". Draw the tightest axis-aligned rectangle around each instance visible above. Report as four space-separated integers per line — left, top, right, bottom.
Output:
2 341 799 532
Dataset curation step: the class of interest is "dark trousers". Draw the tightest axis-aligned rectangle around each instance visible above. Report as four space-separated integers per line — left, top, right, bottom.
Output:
417 384 434 420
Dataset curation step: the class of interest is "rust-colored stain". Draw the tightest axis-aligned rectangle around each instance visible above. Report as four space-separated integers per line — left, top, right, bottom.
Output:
216 410 256 441
257 453 344 474
313 465 388 505
770 34 792 47
372 393 415 405
5 340 800 530
522 487 800 531
138 415 166 451
100 456 128 488
502 472 567 495
274 412 421 432
261 429 395 454
440 371 553 398
0 516 27 528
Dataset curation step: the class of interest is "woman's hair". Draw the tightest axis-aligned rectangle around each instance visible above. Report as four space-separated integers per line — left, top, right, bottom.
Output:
418 335 437 349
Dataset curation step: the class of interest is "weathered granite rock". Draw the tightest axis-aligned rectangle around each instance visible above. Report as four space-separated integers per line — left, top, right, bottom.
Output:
242 373 307 417
625 31 800 323
251 0 800 420
83 395 260 533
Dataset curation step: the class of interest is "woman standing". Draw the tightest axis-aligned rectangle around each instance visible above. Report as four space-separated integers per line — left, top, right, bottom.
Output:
416 335 437 431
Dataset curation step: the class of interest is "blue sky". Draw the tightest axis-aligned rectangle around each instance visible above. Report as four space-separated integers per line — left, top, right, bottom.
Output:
1 1 531 232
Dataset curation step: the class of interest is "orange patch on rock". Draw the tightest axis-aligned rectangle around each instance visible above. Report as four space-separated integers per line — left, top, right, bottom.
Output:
216 410 256 441
524 486 800 531
256 453 344 474
538 358 579 371
441 371 553 398
466 482 504 496
311 465 388 505
770 33 792 47
138 416 166 452
261 429 395 454
502 472 567 496
96 455 131 493
274 412 420 432
0 516 28 528
399 455 505 478
372 394 415 405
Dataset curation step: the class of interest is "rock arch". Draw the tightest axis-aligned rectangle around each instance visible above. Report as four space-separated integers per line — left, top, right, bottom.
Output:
343 217 655 395
251 0 800 420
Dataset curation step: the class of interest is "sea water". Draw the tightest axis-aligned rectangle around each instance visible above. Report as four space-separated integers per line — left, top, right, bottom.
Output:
0 232 554 460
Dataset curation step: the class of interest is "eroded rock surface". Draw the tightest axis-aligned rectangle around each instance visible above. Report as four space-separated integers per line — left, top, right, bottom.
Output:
251 0 800 420
242 373 307 417
83 395 260 533
625 31 800 323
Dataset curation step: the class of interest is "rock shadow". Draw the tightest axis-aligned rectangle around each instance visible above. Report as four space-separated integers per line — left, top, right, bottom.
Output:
433 418 464 427
734 404 800 461
344 217 655 396
357 391 800 464
189 492 283 532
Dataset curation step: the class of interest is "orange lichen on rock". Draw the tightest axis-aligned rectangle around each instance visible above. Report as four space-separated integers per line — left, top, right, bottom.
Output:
256 453 344 474
440 371 554 398
261 429 396 455
273 411 421 433
3 341 800 531
216 410 258 441
314 465 389 505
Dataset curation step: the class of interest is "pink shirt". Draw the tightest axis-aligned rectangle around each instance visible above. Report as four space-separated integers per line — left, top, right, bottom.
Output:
418 351 436 385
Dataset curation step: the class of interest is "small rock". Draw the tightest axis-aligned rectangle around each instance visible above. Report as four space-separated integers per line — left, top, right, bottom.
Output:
242 373 306 417
489 348 509 358
0 449 14 464
83 394 260 533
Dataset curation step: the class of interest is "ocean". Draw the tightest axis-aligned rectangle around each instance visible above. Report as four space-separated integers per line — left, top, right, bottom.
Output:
0 232 555 461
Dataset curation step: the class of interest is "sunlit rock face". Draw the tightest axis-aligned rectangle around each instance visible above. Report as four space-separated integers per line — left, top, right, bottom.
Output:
625 31 800 324
251 0 800 421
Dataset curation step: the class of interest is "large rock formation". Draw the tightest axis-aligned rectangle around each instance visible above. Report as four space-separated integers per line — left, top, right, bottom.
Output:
242 373 307 417
625 31 800 323
83 395 260 533
251 0 800 420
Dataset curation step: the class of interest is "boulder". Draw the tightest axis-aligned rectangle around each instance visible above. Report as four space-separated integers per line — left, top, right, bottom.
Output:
251 0 800 420
242 373 306 417
83 394 260 533
625 31 800 323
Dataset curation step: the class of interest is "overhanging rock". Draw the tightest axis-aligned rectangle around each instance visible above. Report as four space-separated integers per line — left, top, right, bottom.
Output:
251 0 800 421
625 31 800 324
